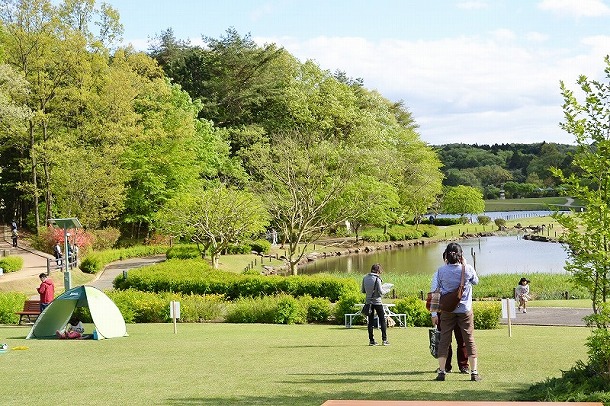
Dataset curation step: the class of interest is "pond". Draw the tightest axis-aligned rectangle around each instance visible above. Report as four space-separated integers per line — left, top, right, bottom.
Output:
298 236 569 276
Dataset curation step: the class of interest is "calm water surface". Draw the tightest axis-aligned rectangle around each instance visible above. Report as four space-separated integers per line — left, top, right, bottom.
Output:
299 236 569 276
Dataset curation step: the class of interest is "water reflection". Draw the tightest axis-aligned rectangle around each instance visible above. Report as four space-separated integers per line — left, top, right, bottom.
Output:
299 236 569 276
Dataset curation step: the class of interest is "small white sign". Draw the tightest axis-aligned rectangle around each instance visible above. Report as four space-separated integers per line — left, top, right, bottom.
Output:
501 298 516 319
170 301 181 319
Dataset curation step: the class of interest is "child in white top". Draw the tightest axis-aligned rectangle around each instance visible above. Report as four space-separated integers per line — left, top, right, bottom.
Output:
56 315 85 339
515 277 531 313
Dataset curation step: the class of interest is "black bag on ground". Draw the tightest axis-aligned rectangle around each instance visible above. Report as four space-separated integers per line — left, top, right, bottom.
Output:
429 328 441 358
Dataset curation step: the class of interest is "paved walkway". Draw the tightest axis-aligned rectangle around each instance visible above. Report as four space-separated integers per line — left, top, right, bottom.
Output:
0 228 592 326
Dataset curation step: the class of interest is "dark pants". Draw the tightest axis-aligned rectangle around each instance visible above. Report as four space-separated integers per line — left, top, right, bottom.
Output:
367 304 387 342
12 237 17 247
439 312 468 371
40 302 50 312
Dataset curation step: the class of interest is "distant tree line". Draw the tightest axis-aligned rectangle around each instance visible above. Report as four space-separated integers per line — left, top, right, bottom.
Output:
436 142 578 199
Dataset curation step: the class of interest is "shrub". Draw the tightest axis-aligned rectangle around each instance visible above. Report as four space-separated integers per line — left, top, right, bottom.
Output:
361 230 390 242
494 218 507 229
80 245 169 274
472 301 501 329
301 295 333 323
249 239 271 254
0 256 24 273
477 215 492 225
114 259 359 301
430 217 461 226
333 292 365 325
166 244 201 260
31 225 94 255
106 290 225 323
224 243 251 254
0 292 27 324
274 295 307 324
91 227 121 250
393 296 432 327
225 296 278 323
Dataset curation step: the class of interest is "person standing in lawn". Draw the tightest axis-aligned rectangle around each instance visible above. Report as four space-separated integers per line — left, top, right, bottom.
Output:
431 242 481 382
430 252 469 374
361 263 390 346
37 273 54 312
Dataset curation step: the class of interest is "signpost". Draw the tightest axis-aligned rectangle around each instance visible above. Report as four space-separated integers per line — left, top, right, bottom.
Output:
170 301 180 334
501 298 517 337
48 218 82 291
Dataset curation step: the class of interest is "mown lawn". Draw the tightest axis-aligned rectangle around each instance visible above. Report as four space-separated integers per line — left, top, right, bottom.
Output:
0 323 589 405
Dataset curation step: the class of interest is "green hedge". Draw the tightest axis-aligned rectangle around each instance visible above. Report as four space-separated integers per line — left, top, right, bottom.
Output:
0 292 28 324
79 245 169 274
106 290 225 323
224 294 331 324
113 259 358 301
0 256 24 273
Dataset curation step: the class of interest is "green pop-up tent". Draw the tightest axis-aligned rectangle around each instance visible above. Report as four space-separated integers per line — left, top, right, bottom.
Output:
26 285 127 340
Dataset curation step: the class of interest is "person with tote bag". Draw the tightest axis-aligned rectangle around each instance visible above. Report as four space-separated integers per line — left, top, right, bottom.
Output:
430 242 481 382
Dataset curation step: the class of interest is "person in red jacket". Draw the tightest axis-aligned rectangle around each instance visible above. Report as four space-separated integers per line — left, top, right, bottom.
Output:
37 273 54 312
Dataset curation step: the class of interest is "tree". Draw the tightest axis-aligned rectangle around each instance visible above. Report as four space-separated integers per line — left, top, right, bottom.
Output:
441 185 485 217
155 186 269 269
247 136 357 275
331 176 400 242
552 56 610 327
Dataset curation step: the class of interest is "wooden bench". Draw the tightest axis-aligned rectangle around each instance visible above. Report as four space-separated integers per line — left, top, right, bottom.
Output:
15 300 41 324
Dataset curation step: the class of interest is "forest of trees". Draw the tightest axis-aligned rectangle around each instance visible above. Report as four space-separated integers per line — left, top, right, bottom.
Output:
0 0 446 272
437 142 578 199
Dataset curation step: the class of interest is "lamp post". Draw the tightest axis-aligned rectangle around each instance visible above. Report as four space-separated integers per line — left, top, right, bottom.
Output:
48 218 82 291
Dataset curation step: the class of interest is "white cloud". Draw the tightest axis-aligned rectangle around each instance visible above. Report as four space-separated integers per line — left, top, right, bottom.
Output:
456 1 489 10
525 31 549 42
538 0 610 17
258 33 605 145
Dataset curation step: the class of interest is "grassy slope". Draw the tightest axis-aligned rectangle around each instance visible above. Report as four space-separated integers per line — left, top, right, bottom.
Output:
0 323 589 405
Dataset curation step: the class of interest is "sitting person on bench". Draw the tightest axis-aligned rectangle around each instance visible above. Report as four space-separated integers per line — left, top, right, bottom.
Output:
56 315 84 339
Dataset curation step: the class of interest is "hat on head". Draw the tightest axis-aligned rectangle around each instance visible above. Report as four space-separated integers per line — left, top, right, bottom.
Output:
519 277 530 284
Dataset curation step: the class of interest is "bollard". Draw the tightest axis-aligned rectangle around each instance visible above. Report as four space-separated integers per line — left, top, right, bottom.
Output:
123 270 128 280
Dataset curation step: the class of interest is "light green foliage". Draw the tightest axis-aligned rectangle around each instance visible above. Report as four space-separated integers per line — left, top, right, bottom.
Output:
0 292 27 324
553 56 610 325
78 245 168 274
155 185 269 268
393 296 432 327
106 289 225 323
0 256 24 272
472 301 501 329
441 185 485 216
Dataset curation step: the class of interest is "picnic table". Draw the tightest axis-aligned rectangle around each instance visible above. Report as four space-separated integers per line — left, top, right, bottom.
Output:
344 303 406 328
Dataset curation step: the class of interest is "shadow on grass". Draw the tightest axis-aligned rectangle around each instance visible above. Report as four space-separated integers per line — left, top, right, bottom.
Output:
165 387 521 405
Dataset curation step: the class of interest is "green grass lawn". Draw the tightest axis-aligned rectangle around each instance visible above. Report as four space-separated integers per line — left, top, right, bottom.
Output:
0 323 589 405
484 197 571 211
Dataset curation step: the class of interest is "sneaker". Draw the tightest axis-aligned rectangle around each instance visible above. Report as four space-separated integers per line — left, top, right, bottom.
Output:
459 367 469 374
382 340 390 346
471 373 482 381
369 340 378 346
523 309 527 313
435 372 446 381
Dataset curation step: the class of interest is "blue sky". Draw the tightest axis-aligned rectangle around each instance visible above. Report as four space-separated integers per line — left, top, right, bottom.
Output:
103 0 610 146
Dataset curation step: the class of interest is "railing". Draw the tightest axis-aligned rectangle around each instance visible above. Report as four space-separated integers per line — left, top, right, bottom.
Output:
46 255 78 275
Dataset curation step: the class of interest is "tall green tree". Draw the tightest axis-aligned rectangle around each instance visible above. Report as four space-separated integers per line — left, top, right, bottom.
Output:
155 185 269 269
246 136 358 275
0 0 122 229
441 185 485 218
553 56 610 327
